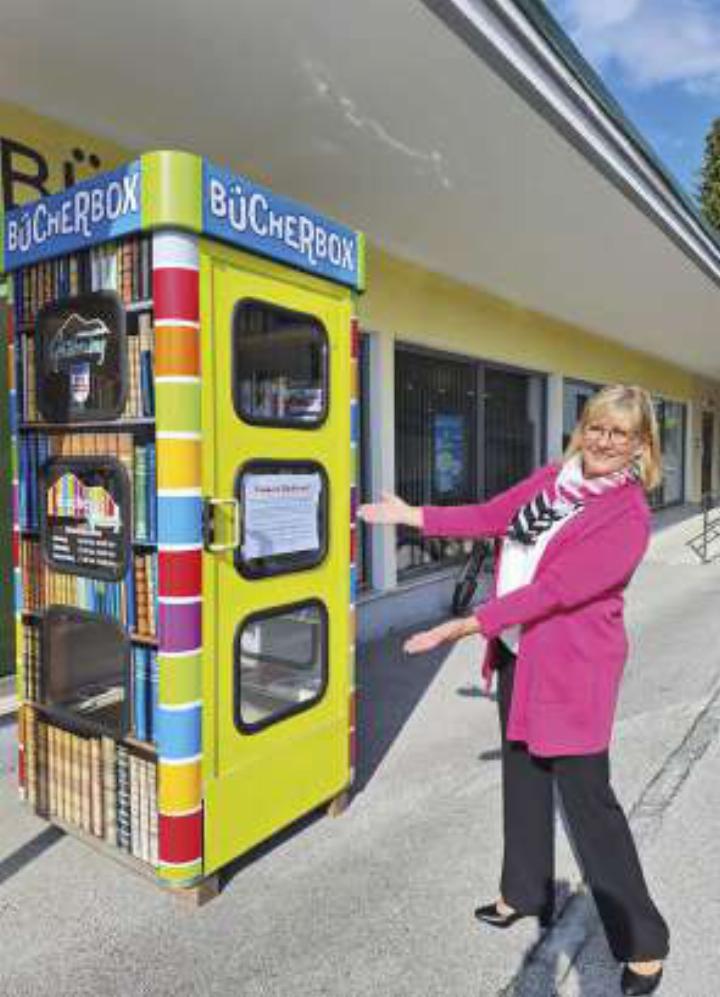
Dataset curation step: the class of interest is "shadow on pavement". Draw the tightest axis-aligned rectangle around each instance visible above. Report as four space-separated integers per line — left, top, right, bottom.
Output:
498 882 622 997
222 623 456 888
650 502 701 535
353 627 454 793
0 826 65 887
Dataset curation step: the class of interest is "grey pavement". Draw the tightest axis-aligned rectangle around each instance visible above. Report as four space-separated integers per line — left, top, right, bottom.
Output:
1 507 720 996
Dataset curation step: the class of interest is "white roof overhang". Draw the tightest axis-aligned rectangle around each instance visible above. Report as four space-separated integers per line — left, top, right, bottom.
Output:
1 0 719 375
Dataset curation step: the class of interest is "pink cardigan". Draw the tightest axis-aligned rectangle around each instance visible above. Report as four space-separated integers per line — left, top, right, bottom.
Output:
422 463 651 756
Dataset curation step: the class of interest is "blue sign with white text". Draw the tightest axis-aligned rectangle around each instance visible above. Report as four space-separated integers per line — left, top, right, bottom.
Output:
3 161 142 270
203 161 362 290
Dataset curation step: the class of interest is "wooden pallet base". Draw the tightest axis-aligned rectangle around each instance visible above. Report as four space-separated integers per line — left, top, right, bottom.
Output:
327 788 351 817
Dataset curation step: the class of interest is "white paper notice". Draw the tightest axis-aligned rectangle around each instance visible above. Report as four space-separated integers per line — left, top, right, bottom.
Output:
242 473 322 560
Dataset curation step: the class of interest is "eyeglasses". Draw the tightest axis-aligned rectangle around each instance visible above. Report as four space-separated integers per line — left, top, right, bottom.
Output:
583 423 635 447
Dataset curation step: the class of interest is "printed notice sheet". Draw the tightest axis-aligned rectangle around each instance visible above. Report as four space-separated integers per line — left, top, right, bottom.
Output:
242 473 322 560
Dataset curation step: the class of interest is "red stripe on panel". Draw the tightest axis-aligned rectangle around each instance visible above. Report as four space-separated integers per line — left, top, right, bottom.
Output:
153 268 200 322
158 809 203 865
158 548 203 598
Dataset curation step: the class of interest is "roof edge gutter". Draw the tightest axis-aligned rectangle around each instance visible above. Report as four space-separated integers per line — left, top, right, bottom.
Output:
421 0 720 290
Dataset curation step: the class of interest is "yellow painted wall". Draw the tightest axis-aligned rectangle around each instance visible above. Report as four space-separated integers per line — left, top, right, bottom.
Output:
0 99 129 209
0 103 130 674
0 98 706 405
360 246 699 402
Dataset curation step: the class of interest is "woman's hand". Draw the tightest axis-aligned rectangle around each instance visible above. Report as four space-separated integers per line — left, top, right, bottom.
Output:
403 616 481 655
358 491 423 528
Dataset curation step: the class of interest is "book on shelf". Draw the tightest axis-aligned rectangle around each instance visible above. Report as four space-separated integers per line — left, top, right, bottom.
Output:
20 538 158 635
25 711 157 864
18 433 156 542
130 753 141 859
102 736 118 847
116 743 131 853
22 621 41 703
13 235 152 329
148 760 159 865
90 738 103 838
131 646 158 744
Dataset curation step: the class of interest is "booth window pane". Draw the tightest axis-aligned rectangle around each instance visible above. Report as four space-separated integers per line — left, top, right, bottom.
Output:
232 299 328 426
36 291 128 423
235 601 327 731
41 606 130 738
234 460 328 578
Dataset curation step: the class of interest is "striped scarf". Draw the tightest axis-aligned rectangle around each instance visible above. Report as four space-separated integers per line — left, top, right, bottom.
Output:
506 454 640 546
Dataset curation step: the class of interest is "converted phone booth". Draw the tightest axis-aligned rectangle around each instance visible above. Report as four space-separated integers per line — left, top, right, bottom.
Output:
2 150 364 894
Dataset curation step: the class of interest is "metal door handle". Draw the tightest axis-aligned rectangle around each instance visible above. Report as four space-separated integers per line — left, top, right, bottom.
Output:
203 497 241 552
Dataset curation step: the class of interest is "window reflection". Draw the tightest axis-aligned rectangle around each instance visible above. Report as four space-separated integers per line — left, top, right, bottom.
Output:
235 602 327 730
232 300 328 426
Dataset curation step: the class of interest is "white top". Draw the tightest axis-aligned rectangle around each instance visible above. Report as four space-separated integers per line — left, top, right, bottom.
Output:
497 458 584 653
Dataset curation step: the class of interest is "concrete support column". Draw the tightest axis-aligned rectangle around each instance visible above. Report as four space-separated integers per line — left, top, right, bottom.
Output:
546 373 564 462
686 402 701 503
368 330 397 592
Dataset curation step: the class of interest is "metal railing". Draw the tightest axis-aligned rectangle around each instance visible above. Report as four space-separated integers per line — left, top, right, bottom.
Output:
687 492 720 563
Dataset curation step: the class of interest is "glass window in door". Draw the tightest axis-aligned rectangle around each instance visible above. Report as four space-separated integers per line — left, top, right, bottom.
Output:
235 600 328 731
232 299 328 427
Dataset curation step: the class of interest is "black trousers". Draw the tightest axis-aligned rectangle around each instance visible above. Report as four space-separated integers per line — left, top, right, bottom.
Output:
496 644 669 962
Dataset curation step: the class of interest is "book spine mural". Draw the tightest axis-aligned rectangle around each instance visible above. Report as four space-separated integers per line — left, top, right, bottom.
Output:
153 231 204 885
12 236 163 859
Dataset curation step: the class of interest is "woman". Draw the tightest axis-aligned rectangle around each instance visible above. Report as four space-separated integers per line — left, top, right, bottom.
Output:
359 385 669 996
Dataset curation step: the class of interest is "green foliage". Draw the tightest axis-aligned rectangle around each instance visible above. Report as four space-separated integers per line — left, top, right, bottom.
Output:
699 117 720 231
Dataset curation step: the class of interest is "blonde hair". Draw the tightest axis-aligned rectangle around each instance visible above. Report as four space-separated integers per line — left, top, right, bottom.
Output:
564 384 663 492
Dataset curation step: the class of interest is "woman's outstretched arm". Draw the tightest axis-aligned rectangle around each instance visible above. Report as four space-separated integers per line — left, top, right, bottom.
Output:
421 464 555 539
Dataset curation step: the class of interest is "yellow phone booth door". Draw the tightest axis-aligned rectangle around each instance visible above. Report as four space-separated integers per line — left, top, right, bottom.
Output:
202 248 354 873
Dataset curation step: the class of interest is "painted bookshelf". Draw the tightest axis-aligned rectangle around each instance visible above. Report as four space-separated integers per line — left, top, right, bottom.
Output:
12 236 161 872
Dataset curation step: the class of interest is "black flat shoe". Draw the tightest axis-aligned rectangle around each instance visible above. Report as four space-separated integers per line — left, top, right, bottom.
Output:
621 964 663 995
474 901 552 929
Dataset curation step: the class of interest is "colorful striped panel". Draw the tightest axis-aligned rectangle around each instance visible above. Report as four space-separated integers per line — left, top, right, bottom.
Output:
155 703 202 761
155 324 200 377
158 549 202 598
350 399 360 446
155 380 201 433
157 860 204 885
158 650 203 705
153 230 204 884
154 268 200 322
158 599 202 654
157 437 202 491
158 810 203 865
157 496 203 546
158 759 203 814
7 293 23 796
348 315 358 787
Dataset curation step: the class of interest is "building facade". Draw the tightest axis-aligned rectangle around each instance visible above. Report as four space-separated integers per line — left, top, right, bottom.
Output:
3 0 720 662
